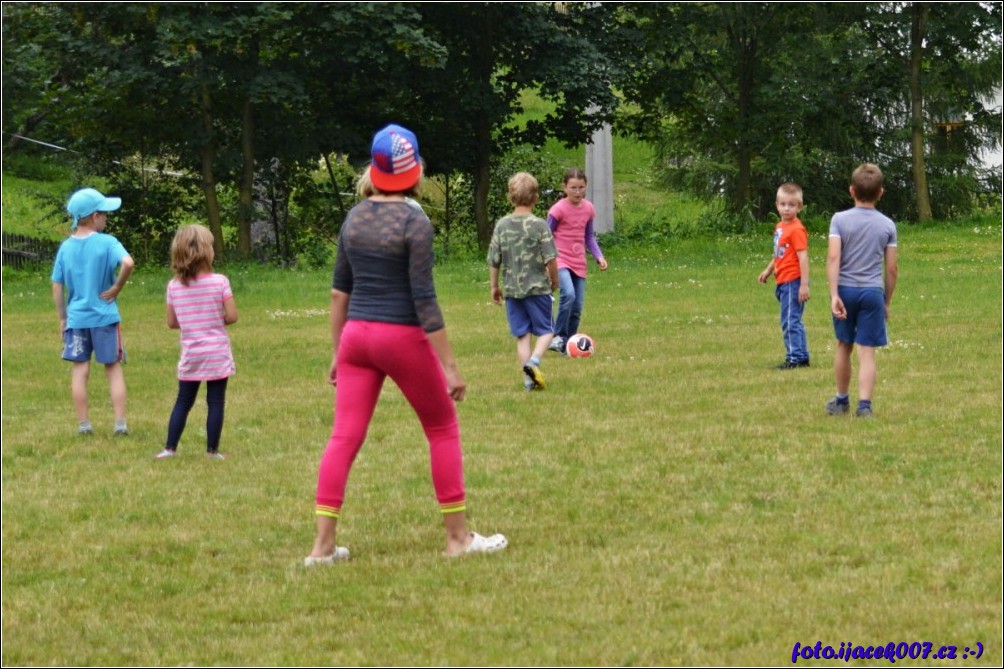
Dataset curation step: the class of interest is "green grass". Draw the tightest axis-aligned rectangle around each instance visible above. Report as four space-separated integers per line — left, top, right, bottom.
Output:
2 223 1001 665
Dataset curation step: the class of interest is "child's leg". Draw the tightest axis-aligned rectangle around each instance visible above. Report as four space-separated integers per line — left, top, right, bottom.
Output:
855 345 877 402
71 362 90 423
205 378 229 453
516 333 532 364
566 273 587 337
104 362 127 423
834 341 853 396
166 380 201 449
778 280 809 363
531 332 554 361
554 268 575 340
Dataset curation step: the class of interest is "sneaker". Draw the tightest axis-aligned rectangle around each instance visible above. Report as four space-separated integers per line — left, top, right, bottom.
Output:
776 360 810 370
825 396 850 415
548 337 565 354
79 426 94 436
206 451 227 460
855 406 874 418
304 546 350 566
522 362 546 390
114 428 129 437
155 449 177 459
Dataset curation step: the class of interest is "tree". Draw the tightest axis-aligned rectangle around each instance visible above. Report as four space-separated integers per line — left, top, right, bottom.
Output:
618 2 1002 223
414 2 620 246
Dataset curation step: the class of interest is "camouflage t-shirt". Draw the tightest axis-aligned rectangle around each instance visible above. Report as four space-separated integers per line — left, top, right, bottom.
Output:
487 214 557 299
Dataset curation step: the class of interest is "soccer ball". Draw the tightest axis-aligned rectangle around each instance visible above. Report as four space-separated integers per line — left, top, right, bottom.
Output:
566 333 595 358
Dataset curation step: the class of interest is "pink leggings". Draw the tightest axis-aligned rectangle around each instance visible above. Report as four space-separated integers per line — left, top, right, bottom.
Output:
315 321 466 517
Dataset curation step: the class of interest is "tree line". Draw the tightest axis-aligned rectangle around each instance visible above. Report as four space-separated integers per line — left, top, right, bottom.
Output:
3 2 1000 263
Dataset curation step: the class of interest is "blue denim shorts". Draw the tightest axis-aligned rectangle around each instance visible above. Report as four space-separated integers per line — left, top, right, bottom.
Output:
505 294 554 338
62 324 126 364
833 287 887 347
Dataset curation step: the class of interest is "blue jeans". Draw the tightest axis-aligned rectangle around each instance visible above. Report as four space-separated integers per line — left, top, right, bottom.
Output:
554 269 586 340
776 279 809 363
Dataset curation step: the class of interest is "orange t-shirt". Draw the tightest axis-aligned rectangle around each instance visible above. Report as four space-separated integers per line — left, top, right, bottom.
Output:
772 218 808 285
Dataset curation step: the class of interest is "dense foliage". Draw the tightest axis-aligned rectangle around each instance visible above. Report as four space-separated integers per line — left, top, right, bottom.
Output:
3 2 1000 264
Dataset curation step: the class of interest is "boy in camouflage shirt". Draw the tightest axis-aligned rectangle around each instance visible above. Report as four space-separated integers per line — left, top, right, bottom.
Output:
488 172 559 391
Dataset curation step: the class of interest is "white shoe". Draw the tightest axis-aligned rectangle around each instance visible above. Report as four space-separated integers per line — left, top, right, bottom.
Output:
464 532 508 554
303 546 350 566
548 337 564 353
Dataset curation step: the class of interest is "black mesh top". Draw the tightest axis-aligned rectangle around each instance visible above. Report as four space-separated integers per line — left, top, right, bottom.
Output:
331 199 444 333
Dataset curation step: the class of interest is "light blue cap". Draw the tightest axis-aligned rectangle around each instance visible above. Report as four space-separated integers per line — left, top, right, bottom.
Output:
66 188 121 229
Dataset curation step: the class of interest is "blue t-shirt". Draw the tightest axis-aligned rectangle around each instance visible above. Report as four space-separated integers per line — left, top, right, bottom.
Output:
51 232 130 328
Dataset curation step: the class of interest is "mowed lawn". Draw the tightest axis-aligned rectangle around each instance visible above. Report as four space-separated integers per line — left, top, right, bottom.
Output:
2 224 1000 666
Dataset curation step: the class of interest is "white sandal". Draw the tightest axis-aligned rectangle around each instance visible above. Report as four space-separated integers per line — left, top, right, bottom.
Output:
303 546 350 566
465 532 508 554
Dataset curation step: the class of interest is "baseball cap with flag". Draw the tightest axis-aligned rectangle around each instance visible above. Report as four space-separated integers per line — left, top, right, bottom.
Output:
370 124 422 192
66 187 121 229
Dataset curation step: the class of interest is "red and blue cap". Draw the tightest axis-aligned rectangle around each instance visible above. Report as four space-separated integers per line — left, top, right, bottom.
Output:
370 123 422 192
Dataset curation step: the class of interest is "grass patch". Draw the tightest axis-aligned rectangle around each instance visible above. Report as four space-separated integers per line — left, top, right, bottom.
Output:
2 223 1001 665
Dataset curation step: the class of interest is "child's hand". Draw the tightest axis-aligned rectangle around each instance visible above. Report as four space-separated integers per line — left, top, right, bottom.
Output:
798 285 810 303
491 287 503 304
831 296 847 320
597 258 608 271
758 269 770 284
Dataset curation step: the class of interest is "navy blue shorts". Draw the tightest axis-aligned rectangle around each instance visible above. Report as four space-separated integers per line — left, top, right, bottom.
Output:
833 287 887 347
62 324 126 364
505 294 554 338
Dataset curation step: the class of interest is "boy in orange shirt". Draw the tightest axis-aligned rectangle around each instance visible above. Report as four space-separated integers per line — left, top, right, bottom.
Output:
758 182 810 369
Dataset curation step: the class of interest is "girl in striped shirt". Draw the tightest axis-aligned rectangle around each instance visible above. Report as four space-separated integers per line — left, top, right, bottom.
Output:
157 224 238 460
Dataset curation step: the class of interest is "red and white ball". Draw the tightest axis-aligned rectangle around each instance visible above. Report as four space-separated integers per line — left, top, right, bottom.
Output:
566 333 595 358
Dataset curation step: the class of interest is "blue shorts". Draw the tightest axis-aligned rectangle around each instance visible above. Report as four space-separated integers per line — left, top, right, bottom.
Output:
62 324 126 364
505 295 554 338
833 287 887 347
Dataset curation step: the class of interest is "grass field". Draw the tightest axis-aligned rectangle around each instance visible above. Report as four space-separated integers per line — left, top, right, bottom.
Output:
2 221 1001 665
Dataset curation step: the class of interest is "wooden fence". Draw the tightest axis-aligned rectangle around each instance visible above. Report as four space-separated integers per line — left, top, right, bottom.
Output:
2 232 58 269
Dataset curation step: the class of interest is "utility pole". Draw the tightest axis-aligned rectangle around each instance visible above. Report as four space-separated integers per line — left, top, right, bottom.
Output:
585 122 614 234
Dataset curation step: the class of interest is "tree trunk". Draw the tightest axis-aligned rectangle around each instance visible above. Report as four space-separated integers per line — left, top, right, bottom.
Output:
472 11 495 248
910 2 933 222
199 85 224 255
237 95 255 259
734 13 756 217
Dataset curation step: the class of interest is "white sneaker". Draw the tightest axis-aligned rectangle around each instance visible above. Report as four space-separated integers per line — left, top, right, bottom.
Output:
304 546 350 566
548 337 564 353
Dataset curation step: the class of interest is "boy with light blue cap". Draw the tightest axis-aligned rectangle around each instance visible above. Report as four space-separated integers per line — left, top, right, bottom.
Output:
52 187 135 435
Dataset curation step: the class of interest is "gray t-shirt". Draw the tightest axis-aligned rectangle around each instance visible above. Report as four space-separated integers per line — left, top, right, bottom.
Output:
829 207 897 289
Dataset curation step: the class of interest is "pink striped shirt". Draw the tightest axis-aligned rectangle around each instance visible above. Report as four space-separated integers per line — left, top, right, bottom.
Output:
166 273 236 381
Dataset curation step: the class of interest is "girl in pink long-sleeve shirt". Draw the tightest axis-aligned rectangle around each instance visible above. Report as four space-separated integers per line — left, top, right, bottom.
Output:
547 168 608 354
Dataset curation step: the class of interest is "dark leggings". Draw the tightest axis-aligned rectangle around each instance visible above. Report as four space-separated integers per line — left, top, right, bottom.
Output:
166 378 229 453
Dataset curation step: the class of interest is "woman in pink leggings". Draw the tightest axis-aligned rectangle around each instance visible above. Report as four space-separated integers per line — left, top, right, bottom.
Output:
305 124 507 564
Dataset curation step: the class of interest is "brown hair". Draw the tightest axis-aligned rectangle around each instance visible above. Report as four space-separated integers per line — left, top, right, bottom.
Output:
171 224 215 285
851 163 884 203
563 167 587 185
508 172 539 207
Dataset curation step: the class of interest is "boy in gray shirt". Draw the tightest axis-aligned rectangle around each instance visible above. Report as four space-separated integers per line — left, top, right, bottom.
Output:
825 164 899 418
